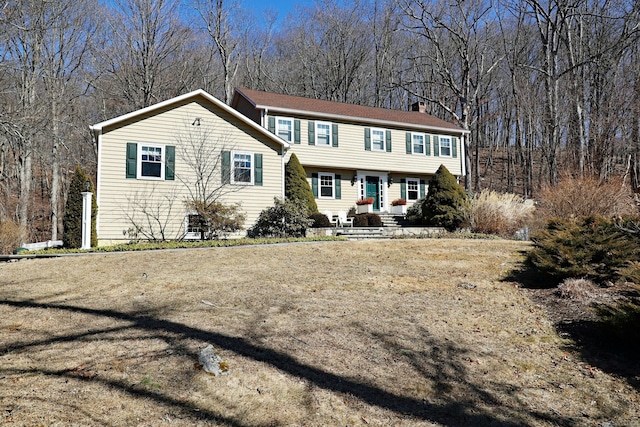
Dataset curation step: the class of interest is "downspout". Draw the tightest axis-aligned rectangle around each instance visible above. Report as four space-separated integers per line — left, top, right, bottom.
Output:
460 132 467 178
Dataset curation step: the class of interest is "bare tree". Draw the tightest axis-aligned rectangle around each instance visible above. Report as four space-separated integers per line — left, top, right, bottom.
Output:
402 0 504 192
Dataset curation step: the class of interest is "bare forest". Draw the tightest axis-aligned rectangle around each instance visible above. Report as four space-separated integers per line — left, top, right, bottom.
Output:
1 0 640 242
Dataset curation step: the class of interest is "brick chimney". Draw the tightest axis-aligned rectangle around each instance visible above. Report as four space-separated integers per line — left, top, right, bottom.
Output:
411 101 426 113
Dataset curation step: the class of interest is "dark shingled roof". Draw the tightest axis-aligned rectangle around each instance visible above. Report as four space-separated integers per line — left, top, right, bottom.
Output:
234 87 464 133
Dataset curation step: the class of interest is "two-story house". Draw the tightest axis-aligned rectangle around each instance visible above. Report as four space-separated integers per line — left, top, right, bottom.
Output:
232 88 468 214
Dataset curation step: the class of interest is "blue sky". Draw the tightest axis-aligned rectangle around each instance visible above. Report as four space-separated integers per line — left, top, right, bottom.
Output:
246 0 315 20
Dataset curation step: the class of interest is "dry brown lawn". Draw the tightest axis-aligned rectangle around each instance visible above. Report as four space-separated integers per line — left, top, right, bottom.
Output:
0 239 638 426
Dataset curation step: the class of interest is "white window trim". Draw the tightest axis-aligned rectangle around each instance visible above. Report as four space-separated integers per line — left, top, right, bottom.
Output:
315 121 332 146
137 143 165 180
439 136 452 157
276 117 293 143
406 178 420 203
318 172 335 199
411 132 425 155
371 128 386 151
231 150 254 185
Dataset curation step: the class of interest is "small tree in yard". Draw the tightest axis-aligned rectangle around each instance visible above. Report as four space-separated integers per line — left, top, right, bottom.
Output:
63 165 98 248
248 198 312 238
422 164 469 231
285 153 317 214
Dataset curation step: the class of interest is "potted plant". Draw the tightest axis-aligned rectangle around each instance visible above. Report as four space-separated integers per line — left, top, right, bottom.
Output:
356 197 374 214
391 198 407 215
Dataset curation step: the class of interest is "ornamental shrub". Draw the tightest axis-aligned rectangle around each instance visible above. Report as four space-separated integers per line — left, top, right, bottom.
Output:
285 153 317 214
184 200 245 239
351 213 382 227
63 165 98 248
470 190 534 236
421 165 469 231
248 198 313 238
310 212 331 228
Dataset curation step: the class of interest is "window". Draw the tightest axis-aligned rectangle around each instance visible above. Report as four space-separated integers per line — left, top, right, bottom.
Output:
439 136 452 157
139 144 164 179
412 133 424 154
232 151 253 184
319 172 334 198
316 122 331 146
372 129 385 151
184 213 206 240
277 118 293 143
407 178 420 202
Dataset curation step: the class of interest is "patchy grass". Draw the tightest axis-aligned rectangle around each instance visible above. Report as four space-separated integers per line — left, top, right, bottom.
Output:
1 239 638 426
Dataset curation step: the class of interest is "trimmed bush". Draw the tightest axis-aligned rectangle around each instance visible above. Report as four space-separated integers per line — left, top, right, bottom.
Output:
422 165 469 231
406 197 425 225
285 153 317 214
470 190 534 236
248 198 312 238
310 212 331 228
351 213 382 227
63 165 98 248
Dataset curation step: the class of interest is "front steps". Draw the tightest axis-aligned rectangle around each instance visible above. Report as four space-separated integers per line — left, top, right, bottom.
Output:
327 212 444 240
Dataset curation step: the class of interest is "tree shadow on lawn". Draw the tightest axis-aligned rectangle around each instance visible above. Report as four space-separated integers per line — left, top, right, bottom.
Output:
1 298 574 427
504 260 640 391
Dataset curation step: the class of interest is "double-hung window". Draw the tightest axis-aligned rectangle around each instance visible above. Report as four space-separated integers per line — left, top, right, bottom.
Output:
277 118 293 143
232 151 253 184
319 172 334 198
372 129 386 151
140 145 163 179
412 133 424 154
439 136 452 157
407 178 420 202
126 142 175 180
316 122 331 146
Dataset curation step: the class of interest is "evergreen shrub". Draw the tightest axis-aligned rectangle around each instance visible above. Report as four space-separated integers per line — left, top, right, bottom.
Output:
248 198 312 238
63 165 98 248
422 165 469 231
527 216 640 285
285 153 317 214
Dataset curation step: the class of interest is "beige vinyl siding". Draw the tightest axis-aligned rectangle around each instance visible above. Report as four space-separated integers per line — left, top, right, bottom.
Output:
271 115 463 176
97 99 283 245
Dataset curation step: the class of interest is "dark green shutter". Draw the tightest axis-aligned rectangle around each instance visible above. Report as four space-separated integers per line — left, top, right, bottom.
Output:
254 153 263 186
420 179 426 197
268 116 275 133
165 145 175 181
364 128 371 151
221 150 231 184
452 136 458 158
386 130 392 152
311 173 318 197
433 135 439 157
308 121 315 145
335 174 341 199
332 123 338 147
294 119 300 144
126 142 137 178
426 135 431 156
405 133 411 154
400 178 406 199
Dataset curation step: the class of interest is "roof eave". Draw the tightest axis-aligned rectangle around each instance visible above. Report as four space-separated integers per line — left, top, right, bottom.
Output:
90 89 290 150
250 105 468 135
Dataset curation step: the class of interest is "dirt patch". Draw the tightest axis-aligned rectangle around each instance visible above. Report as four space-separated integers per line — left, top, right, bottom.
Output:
1 239 638 426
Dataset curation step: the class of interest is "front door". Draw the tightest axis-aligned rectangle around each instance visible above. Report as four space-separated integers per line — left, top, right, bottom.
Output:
365 176 380 211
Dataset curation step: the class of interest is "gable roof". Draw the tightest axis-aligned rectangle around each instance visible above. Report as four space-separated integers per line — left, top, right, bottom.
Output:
233 87 466 134
90 89 290 149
